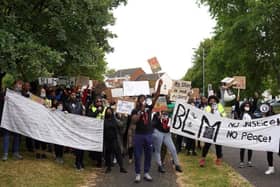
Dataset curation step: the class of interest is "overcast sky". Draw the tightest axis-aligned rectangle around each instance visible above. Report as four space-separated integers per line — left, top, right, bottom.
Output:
105 0 216 80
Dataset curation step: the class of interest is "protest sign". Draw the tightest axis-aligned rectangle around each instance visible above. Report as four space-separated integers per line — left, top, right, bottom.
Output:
1 90 104 152
170 80 192 101
116 100 135 115
233 76 246 89
148 57 161 73
153 96 168 112
111 88 124 98
171 99 280 152
192 88 200 98
123 81 150 96
38 77 58 86
75 76 89 87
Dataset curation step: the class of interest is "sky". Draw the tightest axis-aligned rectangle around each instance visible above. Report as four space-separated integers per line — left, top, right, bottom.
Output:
105 0 216 80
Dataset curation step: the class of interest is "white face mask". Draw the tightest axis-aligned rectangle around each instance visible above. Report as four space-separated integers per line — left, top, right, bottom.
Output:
57 105 63 111
40 93 46 98
244 107 250 112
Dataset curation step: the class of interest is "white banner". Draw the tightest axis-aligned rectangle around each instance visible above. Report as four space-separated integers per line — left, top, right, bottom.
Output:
1 90 103 152
171 100 280 153
111 88 124 98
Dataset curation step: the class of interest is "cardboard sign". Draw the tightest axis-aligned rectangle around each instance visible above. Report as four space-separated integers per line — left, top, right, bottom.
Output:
76 76 89 87
233 76 246 89
116 100 135 115
38 77 58 86
153 96 168 112
192 88 200 98
170 80 192 101
123 81 150 96
148 57 161 73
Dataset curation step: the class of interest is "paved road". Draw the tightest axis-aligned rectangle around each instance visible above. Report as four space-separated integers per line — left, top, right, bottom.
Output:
94 157 178 187
223 147 280 187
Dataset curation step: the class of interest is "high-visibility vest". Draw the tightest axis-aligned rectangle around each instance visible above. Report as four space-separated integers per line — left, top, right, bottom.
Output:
91 106 107 119
205 103 226 117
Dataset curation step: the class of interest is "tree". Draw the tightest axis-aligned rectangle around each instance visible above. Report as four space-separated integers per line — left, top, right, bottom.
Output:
187 0 280 96
0 0 127 84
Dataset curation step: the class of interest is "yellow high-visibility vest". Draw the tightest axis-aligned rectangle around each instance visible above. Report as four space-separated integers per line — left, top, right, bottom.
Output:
205 103 226 117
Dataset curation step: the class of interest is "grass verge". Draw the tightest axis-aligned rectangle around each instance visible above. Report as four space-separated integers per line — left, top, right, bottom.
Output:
0 150 99 187
176 151 252 187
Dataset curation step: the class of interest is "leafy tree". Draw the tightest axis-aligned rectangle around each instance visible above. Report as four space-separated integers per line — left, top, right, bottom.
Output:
0 0 126 85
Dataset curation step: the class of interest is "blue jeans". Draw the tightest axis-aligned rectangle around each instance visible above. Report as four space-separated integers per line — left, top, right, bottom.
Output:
134 134 153 174
3 129 20 154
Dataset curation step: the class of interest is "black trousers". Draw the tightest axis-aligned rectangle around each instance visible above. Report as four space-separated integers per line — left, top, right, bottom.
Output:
128 147 134 159
240 149 253 162
54 144 64 158
176 135 184 152
34 140 47 150
75 149 84 167
90 151 102 165
26 137 34 151
202 143 222 159
186 137 196 152
267 151 273 166
105 140 123 169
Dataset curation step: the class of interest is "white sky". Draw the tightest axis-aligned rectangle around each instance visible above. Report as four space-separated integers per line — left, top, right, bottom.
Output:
105 0 216 80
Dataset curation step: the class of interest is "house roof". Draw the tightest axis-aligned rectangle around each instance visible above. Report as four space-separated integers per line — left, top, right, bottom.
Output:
136 73 165 81
107 68 143 78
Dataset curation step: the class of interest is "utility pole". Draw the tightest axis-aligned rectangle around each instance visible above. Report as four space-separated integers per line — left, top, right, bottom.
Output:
202 48 205 97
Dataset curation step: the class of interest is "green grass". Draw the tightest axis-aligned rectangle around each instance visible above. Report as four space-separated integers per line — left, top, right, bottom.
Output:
0 145 99 187
177 150 252 187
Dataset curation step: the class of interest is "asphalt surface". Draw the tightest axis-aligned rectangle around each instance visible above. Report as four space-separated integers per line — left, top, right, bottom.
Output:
94 157 178 187
222 146 280 187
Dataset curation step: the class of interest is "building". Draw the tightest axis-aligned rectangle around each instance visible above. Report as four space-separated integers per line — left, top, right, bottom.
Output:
105 68 145 88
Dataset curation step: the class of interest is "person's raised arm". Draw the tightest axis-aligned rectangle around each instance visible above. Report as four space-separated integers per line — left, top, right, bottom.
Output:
151 79 163 108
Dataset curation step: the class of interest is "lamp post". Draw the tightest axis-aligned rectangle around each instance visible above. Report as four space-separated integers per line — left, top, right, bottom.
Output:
202 47 205 97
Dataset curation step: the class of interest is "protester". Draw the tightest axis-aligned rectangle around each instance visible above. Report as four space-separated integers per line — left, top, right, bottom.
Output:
234 97 255 168
126 114 136 164
22 82 35 152
2 80 24 161
152 111 183 173
104 107 127 173
54 101 64 164
131 79 162 183
64 91 84 171
87 95 106 168
199 95 226 167
262 104 278 175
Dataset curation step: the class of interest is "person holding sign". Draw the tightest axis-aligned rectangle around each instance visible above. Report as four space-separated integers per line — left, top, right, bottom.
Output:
152 111 183 173
131 79 163 183
235 99 255 168
199 95 226 167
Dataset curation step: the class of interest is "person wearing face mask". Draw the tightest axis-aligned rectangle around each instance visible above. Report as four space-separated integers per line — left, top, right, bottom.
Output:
199 95 226 167
131 79 162 183
103 107 127 174
2 80 24 161
152 110 183 173
235 99 255 168
64 91 84 171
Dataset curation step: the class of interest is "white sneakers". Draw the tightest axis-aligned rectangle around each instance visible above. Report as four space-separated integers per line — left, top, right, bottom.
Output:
265 167 275 175
135 174 141 183
135 173 153 183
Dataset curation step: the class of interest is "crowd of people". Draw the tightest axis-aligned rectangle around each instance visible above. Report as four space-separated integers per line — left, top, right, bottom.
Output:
0 79 279 183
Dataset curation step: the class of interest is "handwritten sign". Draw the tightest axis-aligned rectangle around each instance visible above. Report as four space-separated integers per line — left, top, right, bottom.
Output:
116 100 135 115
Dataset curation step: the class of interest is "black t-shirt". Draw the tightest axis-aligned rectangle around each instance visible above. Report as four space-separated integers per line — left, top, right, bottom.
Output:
132 106 153 135
152 114 170 133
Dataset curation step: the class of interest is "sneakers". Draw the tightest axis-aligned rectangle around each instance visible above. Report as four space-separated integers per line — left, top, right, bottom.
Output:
247 161 253 167
265 167 275 175
239 162 245 168
144 173 153 181
135 174 141 183
199 159 205 167
215 159 222 166
2 153 8 161
175 165 183 173
13 153 23 160
158 165 166 173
